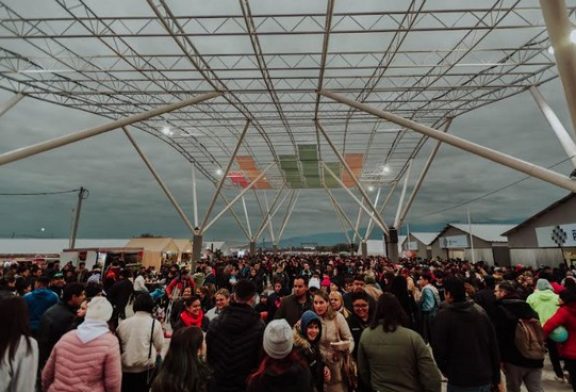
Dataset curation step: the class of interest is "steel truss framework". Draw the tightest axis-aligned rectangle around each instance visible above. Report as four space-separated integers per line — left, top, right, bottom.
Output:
1 0 576 246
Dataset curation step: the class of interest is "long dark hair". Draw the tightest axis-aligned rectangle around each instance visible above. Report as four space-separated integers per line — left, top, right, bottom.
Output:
370 293 409 333
0 296 33 362
247 351 308 390
151 326 209 392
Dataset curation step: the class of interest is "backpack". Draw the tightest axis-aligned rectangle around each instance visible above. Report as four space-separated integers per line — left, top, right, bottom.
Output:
514 318 546 360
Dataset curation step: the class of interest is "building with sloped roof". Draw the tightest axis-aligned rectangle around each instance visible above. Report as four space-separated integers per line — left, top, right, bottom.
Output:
503 193 576 268
400 232 438 259
429 224 514 265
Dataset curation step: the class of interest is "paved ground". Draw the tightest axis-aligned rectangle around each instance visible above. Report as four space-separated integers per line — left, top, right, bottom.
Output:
440 358 572 391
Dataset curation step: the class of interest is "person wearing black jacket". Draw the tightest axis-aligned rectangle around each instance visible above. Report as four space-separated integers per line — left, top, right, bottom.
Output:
206 280 265 392
107 269 133 327
431 277 500 392
493 280 543 392
38 282 85 371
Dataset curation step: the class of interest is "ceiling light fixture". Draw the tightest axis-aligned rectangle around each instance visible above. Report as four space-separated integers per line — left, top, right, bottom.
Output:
547 46 555 55
215 168 224 176
382 164 392 174
161 125 173 137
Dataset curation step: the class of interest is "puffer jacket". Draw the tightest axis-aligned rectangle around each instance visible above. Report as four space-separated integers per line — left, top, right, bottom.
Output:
527 289 559 325
293 311 325 392
206 302 265 392
543 302 576 359
38 302 77 368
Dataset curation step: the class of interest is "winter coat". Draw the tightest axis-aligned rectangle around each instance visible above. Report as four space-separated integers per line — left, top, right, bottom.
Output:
431 300 500 387
0 335 38 392
527 289 560 325
23 288 59 332
318 312 354 392
275 294 312 327
116 311 164 373
206 302 265 392
41 330 121 392
474 288 497 319
492 297 544 368
246 356 313 392
38 302 77 369
358 325 441 392
346 313 369 359
293 312 325 392
107 279 133 314
543 302 576 359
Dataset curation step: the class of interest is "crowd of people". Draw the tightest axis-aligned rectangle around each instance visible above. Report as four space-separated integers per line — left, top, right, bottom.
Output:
1 254 576 392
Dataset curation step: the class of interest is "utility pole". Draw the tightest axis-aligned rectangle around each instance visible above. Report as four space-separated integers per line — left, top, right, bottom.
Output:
69 187 88 249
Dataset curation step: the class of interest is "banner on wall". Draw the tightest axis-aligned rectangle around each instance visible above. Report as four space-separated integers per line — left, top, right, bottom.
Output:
536 224 576 247
441 235 469 249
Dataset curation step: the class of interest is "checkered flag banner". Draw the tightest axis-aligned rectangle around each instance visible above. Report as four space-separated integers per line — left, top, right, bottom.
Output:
551 225 568 246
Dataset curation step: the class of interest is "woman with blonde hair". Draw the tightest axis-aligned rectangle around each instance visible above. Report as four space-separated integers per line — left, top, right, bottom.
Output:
328 291 350 320
313 290 354 392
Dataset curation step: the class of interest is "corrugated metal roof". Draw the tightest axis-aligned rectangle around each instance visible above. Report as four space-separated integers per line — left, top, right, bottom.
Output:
0 239 129 254
450 224 515 243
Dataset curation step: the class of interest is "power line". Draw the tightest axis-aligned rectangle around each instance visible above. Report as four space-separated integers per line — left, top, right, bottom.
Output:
0 188 81 196
412 156 574 219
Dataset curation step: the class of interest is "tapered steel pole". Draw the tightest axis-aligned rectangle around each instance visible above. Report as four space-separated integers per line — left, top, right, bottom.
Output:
0 91 221 166
319 89 576 192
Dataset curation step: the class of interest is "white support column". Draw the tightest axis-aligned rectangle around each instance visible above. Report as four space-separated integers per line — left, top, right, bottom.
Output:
0 93 23 118
319 89 576 192
324 186 363 241
242 196 253 239
217 192 251 240
263 192 276 244
277 190 299 243
539 0 576 139
353 198 364 243
322 162 389 234
363 187 382 241
255 187 289 241
317 121 390 233
398 118 453 227
123 127 196 233
203 163 274 233
365 181 400 240
0 91 221 167
192 165 199 228
394 160 413 228
467 208 476 264
529 86 576 170
200 119 251 234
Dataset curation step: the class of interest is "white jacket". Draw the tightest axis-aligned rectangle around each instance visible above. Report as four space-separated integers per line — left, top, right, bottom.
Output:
0 336 38 392
116 312 164 373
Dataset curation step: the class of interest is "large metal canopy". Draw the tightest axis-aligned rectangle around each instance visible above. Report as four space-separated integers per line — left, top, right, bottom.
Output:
1 0 575 255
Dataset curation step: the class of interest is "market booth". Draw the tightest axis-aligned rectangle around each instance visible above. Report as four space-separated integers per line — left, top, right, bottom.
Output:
125 237 179 270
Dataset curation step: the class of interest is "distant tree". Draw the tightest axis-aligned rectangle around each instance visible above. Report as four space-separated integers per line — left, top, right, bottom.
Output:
137 233 160 238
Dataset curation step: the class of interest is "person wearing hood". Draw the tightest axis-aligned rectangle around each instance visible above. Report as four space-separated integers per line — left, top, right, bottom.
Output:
527 278 563 381
544 289 576 391
431 277 501 392
206 279 265 392
247 319 313 392
41 296 121 392
293 310 330 392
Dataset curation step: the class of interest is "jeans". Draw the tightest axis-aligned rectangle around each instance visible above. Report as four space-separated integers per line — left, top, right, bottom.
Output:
502 362 543 392
447 384 491 392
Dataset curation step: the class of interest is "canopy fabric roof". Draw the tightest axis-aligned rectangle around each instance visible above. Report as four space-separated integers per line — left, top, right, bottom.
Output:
0 0 567 190
409 232 438 246
443 223 516 243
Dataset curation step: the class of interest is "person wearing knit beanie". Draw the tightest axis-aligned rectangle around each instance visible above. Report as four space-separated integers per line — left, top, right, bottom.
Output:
85 297 113 322
263 319 293 359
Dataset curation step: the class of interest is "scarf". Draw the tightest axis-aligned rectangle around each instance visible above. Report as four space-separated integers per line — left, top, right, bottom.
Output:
76 319 110 343
180 309 204 328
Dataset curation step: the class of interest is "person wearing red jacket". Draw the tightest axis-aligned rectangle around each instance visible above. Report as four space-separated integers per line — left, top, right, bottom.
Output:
166 269 195 301
543 289 576 390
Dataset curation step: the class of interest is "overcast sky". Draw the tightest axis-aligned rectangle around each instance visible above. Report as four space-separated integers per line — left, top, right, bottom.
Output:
0 1 574 244
0 77 572 244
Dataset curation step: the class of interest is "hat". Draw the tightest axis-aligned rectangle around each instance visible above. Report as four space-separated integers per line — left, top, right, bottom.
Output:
536 278 554 292
308 277 320 290
263 319 293 359
85 297 113 322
